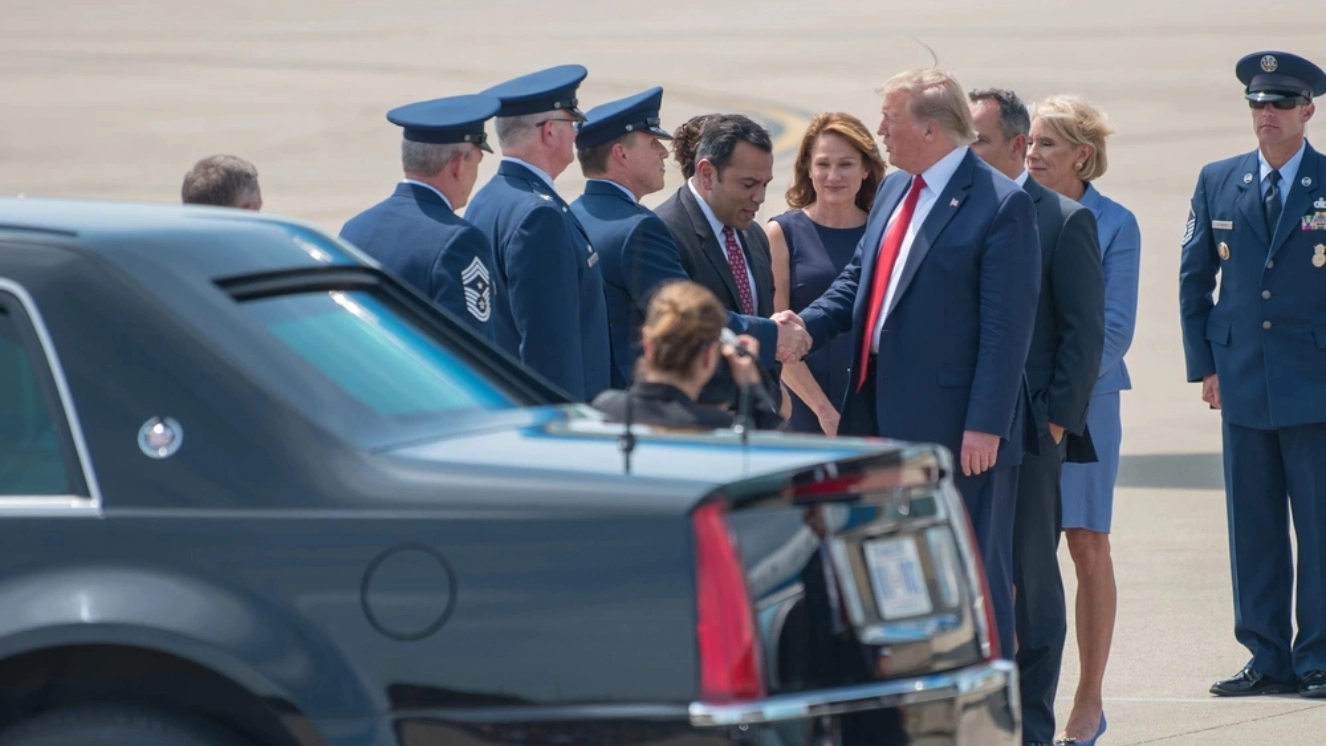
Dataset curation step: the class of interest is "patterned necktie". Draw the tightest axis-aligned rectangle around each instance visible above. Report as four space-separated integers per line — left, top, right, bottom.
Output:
722 226 756 315
1264 169 1282 238
856 174 926 392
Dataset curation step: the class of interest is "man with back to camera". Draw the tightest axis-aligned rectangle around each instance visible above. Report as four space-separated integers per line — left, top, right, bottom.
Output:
181 154 262 210
339 93 500 339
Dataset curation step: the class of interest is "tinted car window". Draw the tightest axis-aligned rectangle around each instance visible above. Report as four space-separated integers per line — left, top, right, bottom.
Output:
240 290 515 420
0 306 71 495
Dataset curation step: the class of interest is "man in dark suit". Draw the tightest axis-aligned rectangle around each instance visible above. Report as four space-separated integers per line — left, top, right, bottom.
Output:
571 92 801 388
1181 50 1326 699
464 65 611 401
790 69 1041 659
339 94 501 339
970 88 1105 746
654 114 808 405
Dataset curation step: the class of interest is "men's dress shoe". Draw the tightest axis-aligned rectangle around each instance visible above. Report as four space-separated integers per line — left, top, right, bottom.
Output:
1210 667 1297 696
1300 671 1326 698
1054 713 1107 746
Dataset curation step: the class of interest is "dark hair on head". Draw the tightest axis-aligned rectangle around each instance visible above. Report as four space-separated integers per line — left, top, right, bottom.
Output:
967 87 1031 142
695 114 772 175
181 154 260 207
636 280 726 378
671 114 716 179
785 112 887 212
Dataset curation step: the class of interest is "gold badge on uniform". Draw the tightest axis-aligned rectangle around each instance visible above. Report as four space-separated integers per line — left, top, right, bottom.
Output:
1218 242 1231 260
1314 244 1326 268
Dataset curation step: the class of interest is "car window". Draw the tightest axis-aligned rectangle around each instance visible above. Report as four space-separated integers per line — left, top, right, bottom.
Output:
0 305 73 495
239 289 516 420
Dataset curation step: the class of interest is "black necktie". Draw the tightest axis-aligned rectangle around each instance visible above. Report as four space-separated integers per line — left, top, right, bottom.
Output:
1264 169 1282 237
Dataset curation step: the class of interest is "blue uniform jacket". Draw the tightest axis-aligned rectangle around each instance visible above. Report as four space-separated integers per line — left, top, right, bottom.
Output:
463 160 611 401
800 149 1041 465
1180 141 1326 429
570 180 779 389
339 182 496 339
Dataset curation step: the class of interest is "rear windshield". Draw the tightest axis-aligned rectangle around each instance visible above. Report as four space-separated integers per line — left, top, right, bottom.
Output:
237 289 518 444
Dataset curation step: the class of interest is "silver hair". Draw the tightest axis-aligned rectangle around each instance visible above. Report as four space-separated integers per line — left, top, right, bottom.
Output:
401 140 469 177
495 113 545 149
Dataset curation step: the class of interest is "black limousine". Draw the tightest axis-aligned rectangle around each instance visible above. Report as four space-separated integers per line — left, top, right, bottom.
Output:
0 198 1018 746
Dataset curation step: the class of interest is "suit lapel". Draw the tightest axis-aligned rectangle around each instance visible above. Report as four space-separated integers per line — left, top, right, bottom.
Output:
858 177 907 290
885 150 975 317
1271 144 1323 257
741 226 773 316
1235 151 1270 247
679 186 744 308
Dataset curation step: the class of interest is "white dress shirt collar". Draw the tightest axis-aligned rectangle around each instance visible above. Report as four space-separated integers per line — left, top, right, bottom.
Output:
914 145 969 197
401 179 453 211
686 178 732 240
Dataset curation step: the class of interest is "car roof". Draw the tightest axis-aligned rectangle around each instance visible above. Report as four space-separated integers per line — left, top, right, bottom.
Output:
0 197 371 279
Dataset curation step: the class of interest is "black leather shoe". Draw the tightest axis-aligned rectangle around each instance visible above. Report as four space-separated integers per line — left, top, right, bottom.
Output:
1210 667 1297 696
1299 671 1326 698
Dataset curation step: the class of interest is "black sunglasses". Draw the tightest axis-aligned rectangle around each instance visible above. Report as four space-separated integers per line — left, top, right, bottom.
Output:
1250 99 1305 110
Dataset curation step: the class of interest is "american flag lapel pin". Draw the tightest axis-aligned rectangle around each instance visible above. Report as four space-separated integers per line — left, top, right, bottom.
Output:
950 198 959 207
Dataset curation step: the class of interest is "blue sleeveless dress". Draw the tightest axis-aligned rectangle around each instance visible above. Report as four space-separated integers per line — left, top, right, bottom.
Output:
771 210 865 434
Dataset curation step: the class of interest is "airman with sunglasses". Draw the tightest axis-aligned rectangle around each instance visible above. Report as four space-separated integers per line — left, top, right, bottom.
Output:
1179 50 1326 700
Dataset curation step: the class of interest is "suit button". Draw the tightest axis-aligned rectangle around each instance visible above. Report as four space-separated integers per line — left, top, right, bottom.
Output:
1267 260 1275 269
1262 290 1272 299
1263 320 1273 330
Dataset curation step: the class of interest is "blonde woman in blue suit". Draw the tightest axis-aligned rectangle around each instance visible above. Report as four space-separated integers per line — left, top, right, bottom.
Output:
1028 95 1140 746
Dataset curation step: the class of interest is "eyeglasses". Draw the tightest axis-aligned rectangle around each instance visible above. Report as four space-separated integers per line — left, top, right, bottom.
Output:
1249 99 1305 111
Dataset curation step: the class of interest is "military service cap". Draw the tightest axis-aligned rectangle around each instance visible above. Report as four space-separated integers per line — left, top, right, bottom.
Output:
575 87 674 149
1237 51 1326 103
386 93 501 153
483 64 588 121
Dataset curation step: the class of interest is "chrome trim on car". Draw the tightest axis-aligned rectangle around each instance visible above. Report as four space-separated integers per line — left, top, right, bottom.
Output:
688 659 1018 728
0 277 103 514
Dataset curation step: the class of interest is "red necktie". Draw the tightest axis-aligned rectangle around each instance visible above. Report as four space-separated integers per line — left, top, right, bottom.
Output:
856 174 926 392
722 226 756 316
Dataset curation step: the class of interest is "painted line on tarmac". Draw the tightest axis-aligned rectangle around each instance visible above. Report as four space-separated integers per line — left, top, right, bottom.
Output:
1058 695 1326 704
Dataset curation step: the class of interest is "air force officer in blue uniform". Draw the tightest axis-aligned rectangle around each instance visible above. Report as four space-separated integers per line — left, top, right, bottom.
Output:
570 88 784 388
340 94 500 338
1180 51 1326 698
465 65 611 401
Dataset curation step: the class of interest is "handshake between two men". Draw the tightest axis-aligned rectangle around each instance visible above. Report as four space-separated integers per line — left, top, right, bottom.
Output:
772 310 812 363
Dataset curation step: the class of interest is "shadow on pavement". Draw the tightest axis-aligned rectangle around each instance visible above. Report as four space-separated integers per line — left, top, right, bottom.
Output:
1116 453 1225 490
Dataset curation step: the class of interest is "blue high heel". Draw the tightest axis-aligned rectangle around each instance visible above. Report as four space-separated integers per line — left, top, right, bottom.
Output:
1054 713 1107 746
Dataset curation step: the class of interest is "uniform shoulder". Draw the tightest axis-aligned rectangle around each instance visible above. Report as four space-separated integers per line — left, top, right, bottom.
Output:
1198 151 1257 180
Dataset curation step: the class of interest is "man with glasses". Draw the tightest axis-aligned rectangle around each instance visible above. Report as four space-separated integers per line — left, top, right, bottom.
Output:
465 64 611 401
1180 50 1326 699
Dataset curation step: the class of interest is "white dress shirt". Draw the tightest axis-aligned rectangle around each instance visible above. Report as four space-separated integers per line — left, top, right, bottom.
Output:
686 178 758 307
401 179 453 211
871 146 971 353
589 178 637 204
1259 140 1307 209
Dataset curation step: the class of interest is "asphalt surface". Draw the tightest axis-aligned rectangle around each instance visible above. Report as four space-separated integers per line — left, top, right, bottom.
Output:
4 1 1325 743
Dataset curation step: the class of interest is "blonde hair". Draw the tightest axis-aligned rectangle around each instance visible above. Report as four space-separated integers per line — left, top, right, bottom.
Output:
1030 94 1115 182
637 280 726 378
877 69 977 146
785 112 887 211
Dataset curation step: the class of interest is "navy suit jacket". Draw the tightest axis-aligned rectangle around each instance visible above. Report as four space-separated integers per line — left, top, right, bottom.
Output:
571 180 778 388
800 148 1041 467
1180 141 1326 429
339 182 495 339
463 160 611 401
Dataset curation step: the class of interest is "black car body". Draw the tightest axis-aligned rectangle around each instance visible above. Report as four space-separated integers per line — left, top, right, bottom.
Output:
0 198 1019 746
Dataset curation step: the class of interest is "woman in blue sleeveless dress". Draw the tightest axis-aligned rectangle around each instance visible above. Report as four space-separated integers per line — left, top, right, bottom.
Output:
1029 95 1141 746
764 113 887 435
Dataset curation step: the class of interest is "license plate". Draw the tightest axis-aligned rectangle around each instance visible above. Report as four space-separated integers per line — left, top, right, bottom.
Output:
863 536 933 619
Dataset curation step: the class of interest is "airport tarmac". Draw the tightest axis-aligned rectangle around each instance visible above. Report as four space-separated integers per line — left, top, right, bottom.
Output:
3 0 1324 742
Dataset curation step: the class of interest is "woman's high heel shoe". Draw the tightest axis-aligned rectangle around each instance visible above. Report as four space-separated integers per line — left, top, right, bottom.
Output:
1054 712 1107 746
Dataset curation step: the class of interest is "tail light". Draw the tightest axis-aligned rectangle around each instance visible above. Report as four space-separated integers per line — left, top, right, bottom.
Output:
692 500 766 703
958 506 1001 661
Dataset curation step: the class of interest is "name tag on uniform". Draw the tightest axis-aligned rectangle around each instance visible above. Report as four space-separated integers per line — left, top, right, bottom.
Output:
587 248 599 268
1212 220 1234 230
